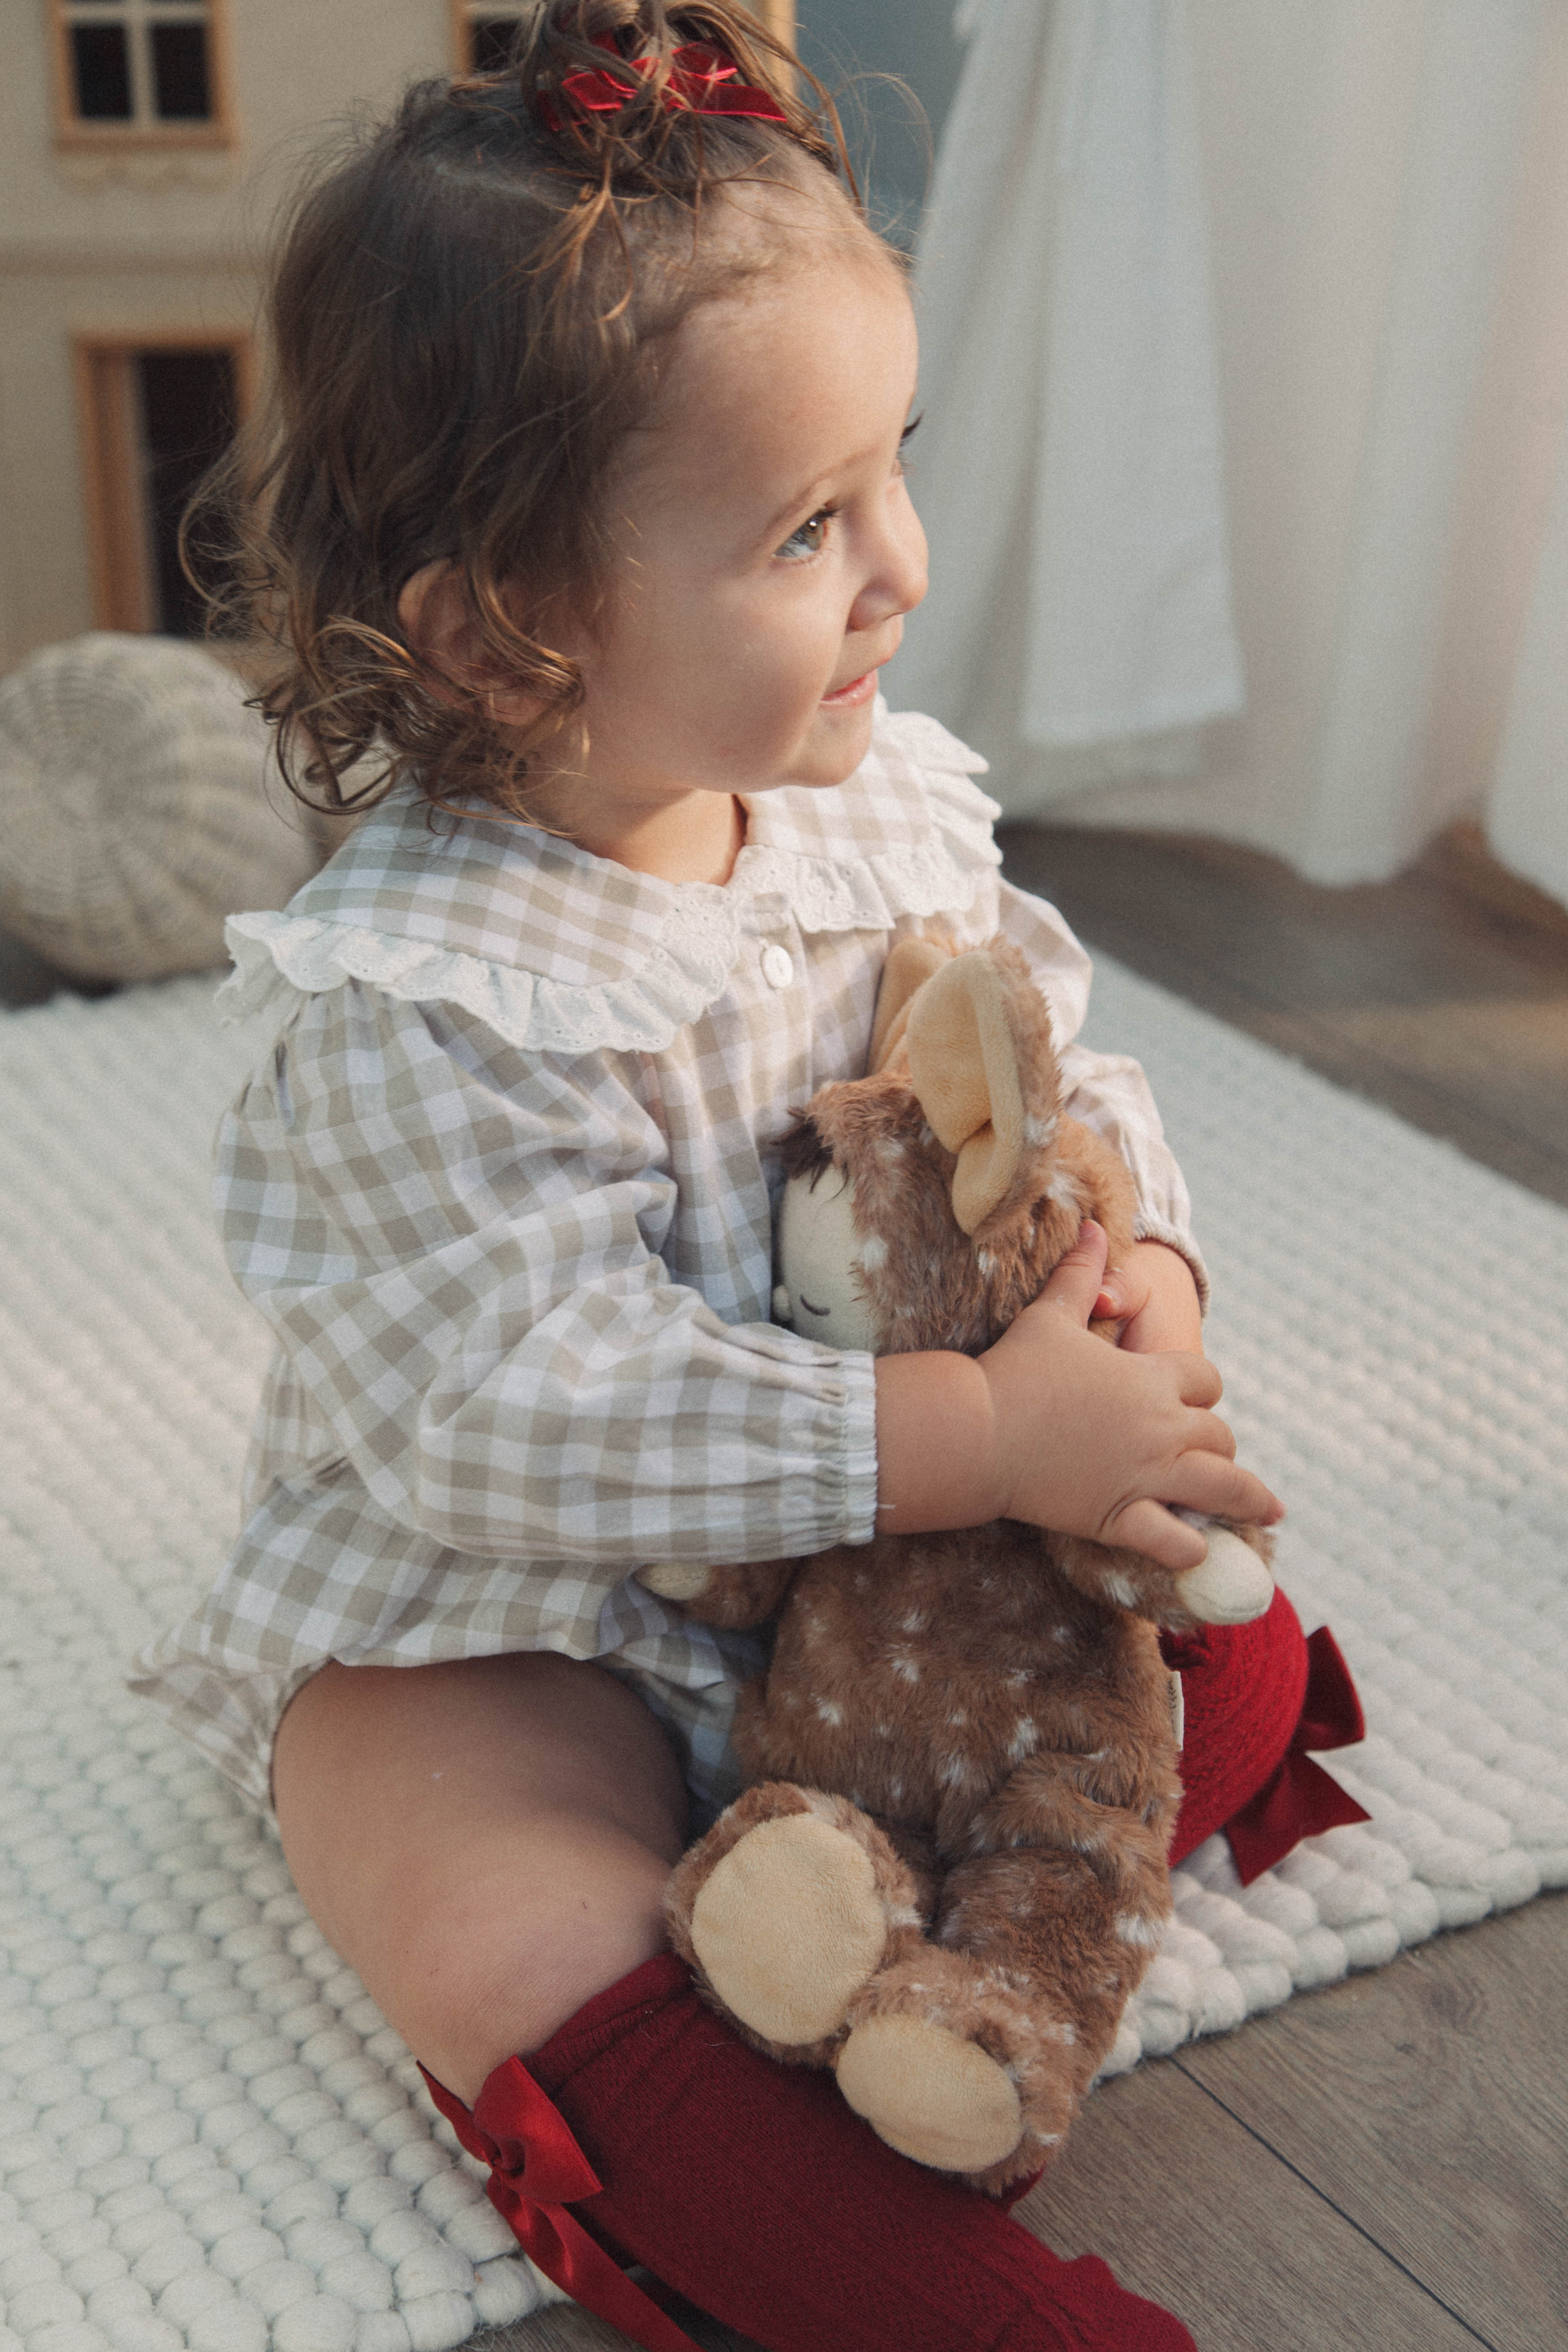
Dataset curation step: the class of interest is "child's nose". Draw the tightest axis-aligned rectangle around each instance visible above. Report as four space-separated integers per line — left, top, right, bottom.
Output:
848 494 929 635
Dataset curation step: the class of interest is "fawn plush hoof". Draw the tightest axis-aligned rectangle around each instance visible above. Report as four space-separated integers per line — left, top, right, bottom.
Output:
690 1814 890 2045
1176 1527 1274 1625
835 2015 1023 2172
637 1559 715 1601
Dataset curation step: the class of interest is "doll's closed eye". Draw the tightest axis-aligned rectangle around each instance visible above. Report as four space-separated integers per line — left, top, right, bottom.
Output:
797 1294 832 1317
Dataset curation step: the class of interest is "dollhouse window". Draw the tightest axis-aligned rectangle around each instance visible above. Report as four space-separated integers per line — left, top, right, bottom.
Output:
76 335 251 634
454 5 525 75
53 0 232 143
451 2 793 74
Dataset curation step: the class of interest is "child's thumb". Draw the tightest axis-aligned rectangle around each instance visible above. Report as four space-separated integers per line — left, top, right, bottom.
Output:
1040 1219 1110 1326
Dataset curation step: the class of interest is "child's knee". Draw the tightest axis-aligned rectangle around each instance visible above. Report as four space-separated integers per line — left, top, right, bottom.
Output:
388 1817 677 2098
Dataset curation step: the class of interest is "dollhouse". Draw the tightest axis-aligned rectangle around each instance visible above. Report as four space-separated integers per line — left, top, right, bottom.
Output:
0 1 791 675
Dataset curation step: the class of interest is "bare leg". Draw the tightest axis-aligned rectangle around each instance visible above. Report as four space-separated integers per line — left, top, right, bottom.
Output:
271 1651 689 2103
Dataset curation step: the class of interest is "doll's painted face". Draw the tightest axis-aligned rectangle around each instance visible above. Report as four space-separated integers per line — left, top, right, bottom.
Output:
771 1163 879 1352
521 233 928 877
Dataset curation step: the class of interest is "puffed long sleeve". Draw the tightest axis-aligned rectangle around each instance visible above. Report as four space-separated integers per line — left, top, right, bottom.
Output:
994 878 1208 1302
220 983 880 1567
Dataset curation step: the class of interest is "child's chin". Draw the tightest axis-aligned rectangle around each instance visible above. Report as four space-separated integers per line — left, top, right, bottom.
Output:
795 705 876 787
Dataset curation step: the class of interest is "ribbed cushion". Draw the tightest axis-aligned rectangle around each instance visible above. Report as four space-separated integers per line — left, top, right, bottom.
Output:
0 633 322 982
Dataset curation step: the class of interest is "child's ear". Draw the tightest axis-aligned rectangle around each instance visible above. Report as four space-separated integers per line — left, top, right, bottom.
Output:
904 950 1027 1235
396 562 543 728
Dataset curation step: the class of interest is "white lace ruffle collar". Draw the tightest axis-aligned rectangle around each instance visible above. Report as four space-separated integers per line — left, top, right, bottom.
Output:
220 705 998 1057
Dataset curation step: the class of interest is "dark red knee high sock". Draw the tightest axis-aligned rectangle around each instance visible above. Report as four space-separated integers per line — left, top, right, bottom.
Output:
1164 1587 1368 1877
425 1953 1194 2352
1164 1586 1310 1865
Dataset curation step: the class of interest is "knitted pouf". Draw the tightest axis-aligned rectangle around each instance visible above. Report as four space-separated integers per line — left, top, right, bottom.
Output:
0 633 323 983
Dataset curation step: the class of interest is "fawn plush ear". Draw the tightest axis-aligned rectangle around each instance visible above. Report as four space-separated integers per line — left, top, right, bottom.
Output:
905 950 1026 1235
869 936 954 1073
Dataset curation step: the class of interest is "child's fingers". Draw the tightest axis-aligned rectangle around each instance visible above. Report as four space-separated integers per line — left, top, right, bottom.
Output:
1182 1407 1237 1460
1174 1353 1223 1408
1035 1220 1110 1327
1093 1264 1148 1322
1110 1450 1284 1562
1162 1452 1284 1527
1110 1498 1211 1572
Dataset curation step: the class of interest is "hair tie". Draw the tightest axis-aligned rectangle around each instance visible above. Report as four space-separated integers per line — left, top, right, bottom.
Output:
540 36 788 131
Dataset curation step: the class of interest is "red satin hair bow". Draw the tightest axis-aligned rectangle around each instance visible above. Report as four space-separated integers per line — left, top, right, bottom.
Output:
544 35 788 128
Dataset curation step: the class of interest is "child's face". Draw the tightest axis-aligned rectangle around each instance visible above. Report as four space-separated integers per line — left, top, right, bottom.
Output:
527 241 927 870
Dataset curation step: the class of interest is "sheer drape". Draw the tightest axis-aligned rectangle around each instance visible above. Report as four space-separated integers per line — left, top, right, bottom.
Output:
892 0 1568 910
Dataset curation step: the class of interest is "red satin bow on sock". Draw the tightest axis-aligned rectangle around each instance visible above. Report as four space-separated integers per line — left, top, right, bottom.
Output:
420 2057 705 2352
1223 1624 1371 1884
544 38 787 128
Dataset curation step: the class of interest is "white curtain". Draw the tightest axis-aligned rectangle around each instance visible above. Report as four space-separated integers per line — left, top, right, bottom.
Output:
892 0 1568 911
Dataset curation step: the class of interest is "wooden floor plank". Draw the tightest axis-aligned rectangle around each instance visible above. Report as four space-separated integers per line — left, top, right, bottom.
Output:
1173 1894 1568 2352
1017 2049 1495 2352
474 2280 761 2351
477 2303 634 2352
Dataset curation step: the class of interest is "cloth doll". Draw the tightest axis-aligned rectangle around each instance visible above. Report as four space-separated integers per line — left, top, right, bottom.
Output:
640 934 1276 2193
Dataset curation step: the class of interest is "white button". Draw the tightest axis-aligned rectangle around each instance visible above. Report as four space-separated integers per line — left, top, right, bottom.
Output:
761 944 795 990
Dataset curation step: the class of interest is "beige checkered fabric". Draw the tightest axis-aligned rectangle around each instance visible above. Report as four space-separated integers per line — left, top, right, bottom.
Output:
130 707 1204 1817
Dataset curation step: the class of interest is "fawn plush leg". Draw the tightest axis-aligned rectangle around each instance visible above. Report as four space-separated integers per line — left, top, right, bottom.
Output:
637 1557 798 1628
834 1956 1040 2179
836 1752 1178 2194
664 1781 931 2061
1054 1518 1275 1631
428 1950 1198 2352
667 1786 1041 2175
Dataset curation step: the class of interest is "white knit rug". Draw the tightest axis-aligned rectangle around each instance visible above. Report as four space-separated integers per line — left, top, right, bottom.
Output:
1082 960 1568 2070
2 966 1566 2352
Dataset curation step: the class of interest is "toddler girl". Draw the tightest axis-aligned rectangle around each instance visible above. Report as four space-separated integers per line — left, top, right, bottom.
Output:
135 6 1303 2345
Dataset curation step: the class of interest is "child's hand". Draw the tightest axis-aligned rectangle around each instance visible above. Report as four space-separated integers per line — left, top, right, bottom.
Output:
1095 1239 1204 1357
975 1223 1281 1571
873 1223 1282 1568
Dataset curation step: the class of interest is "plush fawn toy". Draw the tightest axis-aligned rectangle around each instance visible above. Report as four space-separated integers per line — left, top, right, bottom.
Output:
641 935 1275 2194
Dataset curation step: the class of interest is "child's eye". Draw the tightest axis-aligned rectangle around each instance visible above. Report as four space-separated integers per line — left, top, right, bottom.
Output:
776 508 834 562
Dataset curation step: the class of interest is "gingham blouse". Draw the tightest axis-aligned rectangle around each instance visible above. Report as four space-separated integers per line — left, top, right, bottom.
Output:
131 705 1204 1811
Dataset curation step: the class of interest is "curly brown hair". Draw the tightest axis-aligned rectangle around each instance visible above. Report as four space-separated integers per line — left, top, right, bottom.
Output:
190 0 882 822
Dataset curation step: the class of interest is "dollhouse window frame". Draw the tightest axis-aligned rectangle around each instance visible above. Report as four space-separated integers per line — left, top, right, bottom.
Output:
448 0 795 76
50 0 236 151
74 327 255 634
450 4 525 77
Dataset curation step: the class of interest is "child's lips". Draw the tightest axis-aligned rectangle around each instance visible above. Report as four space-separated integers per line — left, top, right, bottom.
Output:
820 668 879 709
